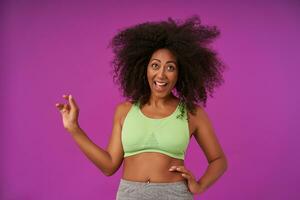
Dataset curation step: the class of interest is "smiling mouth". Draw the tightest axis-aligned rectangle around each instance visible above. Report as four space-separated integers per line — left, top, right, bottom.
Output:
153 81 168 91
154 81 168 86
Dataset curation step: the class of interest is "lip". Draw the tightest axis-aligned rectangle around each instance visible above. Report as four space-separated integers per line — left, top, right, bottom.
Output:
153 81 168 92
154 80 168 84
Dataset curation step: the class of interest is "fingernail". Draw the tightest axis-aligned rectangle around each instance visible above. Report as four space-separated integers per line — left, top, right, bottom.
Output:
70 95 72 99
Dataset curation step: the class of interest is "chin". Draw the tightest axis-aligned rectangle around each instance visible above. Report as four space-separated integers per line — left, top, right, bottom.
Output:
151 90 172 97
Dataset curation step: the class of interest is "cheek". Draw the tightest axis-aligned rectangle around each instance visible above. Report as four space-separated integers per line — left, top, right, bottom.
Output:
147 68 154 78
170 73 178 83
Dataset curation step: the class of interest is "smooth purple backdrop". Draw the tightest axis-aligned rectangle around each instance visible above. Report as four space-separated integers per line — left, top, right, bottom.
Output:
1 0 299 199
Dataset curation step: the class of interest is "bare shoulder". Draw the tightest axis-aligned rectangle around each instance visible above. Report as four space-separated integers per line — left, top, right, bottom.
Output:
187 104 209 135
188 104 208 118
114 100 134 127
115 100 133 113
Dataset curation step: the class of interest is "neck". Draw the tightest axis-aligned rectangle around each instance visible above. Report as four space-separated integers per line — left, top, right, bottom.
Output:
148 93 177 108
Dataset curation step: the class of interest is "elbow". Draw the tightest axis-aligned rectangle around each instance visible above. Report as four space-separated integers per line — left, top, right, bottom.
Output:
209 154 228 171
103 169 115 176
103 167 118 177
217 153 229 171
104 171 113 176
103 171 113 176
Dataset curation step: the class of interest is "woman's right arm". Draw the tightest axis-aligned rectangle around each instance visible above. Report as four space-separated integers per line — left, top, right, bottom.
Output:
56 94 124 176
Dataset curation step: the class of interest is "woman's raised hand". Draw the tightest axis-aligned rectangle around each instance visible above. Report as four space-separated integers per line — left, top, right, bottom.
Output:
55 94 80 132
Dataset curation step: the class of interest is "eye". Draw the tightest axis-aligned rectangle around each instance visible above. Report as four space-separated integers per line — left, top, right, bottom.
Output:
167 65 176 71
151 63 159 69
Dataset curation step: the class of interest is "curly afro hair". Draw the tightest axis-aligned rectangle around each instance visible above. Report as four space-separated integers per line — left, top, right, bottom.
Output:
108 15 226 119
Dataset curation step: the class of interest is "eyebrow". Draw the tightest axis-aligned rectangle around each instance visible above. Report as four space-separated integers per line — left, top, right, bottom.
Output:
151 58 177 65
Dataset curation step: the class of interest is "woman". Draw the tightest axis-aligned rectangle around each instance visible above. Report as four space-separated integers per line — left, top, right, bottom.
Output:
55 16 228 199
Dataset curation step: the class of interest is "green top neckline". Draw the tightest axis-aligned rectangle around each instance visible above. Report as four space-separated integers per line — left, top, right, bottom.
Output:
137 100 181 120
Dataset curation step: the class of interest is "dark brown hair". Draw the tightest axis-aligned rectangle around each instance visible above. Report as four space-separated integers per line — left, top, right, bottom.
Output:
109 15 226 119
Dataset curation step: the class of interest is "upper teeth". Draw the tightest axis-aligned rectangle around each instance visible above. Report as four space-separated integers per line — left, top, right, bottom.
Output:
155 81 167 86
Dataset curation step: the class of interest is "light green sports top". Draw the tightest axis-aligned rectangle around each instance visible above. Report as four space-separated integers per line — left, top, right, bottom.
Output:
121 100 190 160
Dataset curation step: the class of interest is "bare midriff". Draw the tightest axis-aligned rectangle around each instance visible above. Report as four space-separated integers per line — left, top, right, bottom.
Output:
122 152 186 183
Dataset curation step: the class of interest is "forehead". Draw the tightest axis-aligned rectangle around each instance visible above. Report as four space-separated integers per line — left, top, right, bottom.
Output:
150 48 177 61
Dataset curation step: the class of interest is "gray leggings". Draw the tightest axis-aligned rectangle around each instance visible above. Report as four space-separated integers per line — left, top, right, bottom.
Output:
116 178 194 200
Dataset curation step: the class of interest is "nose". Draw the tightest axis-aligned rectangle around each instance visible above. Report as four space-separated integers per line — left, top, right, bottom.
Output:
157 66 167 78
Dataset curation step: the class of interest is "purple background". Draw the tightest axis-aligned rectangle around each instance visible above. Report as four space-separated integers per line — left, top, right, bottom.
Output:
1 0 300 199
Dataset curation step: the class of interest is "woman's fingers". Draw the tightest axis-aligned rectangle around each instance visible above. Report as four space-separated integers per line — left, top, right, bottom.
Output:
61 94 78 109
56 95 70 111
169 166 196 184
68 95 79 110
56 94 79 114
169 166 195 177
55 103 66 114
55 103 65 111
63 104 69 111
169 165 189 173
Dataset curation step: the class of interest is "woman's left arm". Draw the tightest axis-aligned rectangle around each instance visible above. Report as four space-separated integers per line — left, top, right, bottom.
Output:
192 106 228 193
169 106 228 194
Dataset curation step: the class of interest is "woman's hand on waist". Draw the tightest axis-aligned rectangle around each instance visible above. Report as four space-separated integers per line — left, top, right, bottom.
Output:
169 165 205 195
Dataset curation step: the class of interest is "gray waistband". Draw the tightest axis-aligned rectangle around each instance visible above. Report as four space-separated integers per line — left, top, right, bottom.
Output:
120 178 187 186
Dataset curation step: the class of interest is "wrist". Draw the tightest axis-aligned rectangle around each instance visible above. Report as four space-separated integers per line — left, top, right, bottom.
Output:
198 185 205 195
196 182 206 195
66 124 81 135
